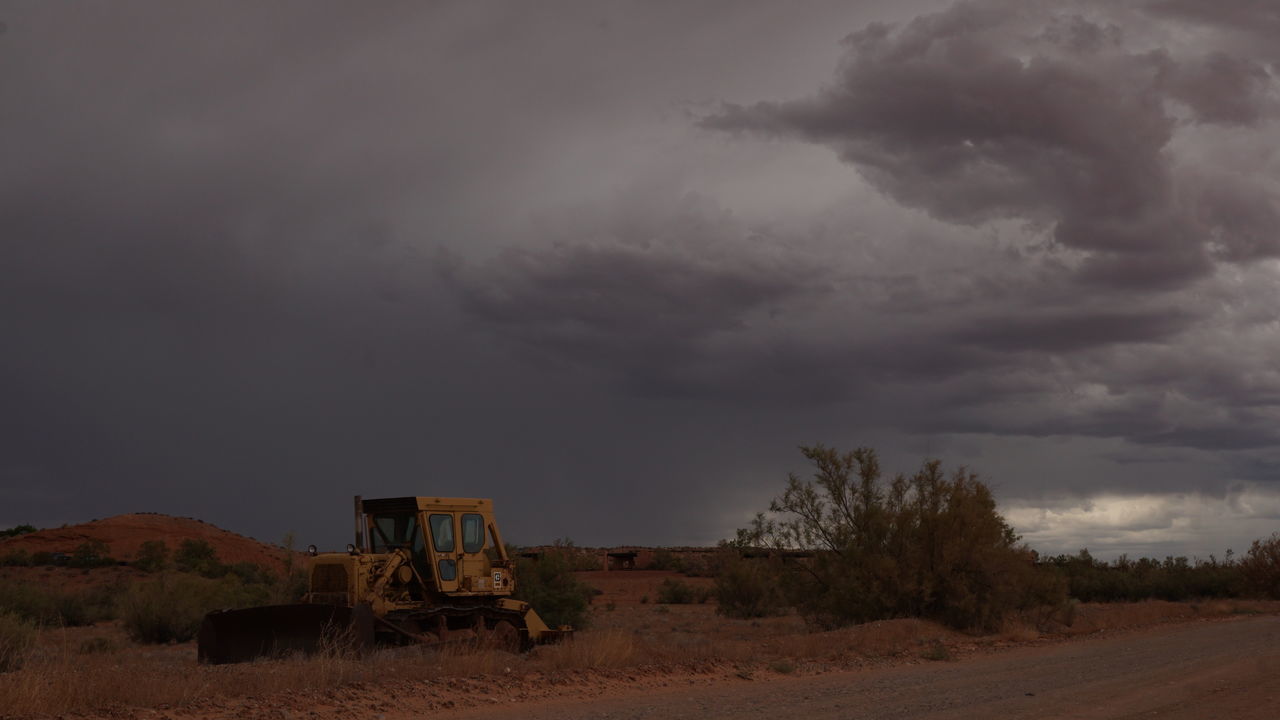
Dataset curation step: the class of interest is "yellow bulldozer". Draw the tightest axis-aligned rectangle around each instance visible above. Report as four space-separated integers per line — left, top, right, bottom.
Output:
197 496 570 663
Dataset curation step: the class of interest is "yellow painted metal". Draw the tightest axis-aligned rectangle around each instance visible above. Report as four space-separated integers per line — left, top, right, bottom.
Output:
302 496 561 641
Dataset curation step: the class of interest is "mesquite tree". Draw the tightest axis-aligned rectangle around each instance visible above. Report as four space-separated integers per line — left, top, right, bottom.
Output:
732 445 1063 631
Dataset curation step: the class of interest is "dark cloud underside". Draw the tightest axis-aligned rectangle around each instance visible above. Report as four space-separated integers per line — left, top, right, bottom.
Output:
3 0 1279 558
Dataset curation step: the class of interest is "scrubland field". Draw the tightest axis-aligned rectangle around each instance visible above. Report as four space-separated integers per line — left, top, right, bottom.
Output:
2 498 1280 719
1 561 1278 719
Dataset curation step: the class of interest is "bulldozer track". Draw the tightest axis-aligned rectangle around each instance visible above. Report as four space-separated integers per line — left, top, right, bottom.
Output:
383 604 530 652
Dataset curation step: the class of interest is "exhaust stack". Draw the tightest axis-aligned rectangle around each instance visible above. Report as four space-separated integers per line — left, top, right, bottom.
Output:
353 495 363 552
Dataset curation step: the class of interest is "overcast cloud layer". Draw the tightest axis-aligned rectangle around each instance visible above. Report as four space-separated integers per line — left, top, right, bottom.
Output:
2 0 1278 558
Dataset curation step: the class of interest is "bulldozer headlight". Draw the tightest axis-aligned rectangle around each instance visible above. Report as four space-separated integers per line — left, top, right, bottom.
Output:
346 543 357 554
307 544 318 556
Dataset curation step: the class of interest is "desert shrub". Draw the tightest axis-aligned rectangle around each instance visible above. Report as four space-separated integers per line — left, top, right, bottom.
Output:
679 553 722 578
174 539 226 578
29 551 55 566
0 580 118 626
513 546 593 630
733 445 1066 632
713 555 788 619
650 550 686 573
656 578 696 604
549 539 604 571
0 611 35 672
118 573 271 644
0 524 37 539
919 639 952 661
133 540 169 572
0 550 32 567
270 567 310 605
226 561 274 585
1044 551 1246 602
78 636 120 654
1240 533 1280 599
68 539 115 568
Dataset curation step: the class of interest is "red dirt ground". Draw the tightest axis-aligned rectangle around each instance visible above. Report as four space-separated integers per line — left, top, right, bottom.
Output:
0 513 291 572
578 570 716 605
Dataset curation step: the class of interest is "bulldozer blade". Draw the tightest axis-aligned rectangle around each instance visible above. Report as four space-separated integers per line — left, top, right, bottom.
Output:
197 603 374 665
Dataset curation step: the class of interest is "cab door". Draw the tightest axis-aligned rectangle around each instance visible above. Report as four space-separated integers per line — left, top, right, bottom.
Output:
427 512 459 593
458 512 493 593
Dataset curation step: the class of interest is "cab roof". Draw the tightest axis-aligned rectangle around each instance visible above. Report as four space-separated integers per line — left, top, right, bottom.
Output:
361 496 493 514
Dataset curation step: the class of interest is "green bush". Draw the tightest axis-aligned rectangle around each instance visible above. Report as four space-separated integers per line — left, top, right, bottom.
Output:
513 547 593 630
0 611 36 672
119 573 272 644
0 581 118 627
0 525 37 539
713 555 788 619
133 540 169 572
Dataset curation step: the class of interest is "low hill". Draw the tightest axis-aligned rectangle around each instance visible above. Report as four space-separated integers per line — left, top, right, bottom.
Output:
0 513 291 573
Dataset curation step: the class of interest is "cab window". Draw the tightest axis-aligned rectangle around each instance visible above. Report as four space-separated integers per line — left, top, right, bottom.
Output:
429 514 455 553
370 513 419 553
461 513 485 554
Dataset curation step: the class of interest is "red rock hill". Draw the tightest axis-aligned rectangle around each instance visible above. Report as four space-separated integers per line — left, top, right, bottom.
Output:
0 513 291 573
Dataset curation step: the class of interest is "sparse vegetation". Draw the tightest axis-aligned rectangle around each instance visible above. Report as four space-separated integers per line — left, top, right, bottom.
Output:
513 542 594 630
69 540 115 568
656 578 696 604
0 581 119 627
650 549 686 573
78 637 120 655
1043 549 1246 602
0 525 37 539
118 573 273 644
0 550 32 567
174 538 225 578
0 611 35 673
1240 533 1280 599
919 638 952 661
133 540 169 572
713 555 789 619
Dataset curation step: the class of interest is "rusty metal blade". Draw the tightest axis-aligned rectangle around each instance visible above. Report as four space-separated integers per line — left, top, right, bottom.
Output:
197 603 373 664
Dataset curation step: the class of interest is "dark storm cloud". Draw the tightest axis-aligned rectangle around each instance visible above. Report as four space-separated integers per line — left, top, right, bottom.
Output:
951 309 1195 354
1161 51 1275 126
700 0 1280 289
3 0 1279 559
440 200 836 398
1148 0 1280 62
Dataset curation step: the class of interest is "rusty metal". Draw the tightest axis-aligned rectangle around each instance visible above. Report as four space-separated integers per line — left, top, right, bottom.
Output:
197 603 374 665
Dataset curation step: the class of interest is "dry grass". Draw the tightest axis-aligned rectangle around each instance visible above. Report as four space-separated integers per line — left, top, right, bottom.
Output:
3 600 1279 718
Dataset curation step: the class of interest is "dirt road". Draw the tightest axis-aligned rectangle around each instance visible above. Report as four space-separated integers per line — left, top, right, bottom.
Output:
454 616 1280 720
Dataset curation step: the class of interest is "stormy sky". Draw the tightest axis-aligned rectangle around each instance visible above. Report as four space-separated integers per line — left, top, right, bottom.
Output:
3 0 1279 559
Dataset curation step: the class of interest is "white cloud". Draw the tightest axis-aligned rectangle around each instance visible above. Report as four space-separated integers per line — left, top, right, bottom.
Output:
1004 484 1280 559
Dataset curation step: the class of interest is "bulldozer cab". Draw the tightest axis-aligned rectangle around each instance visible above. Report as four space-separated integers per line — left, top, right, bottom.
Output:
361 497 512 597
